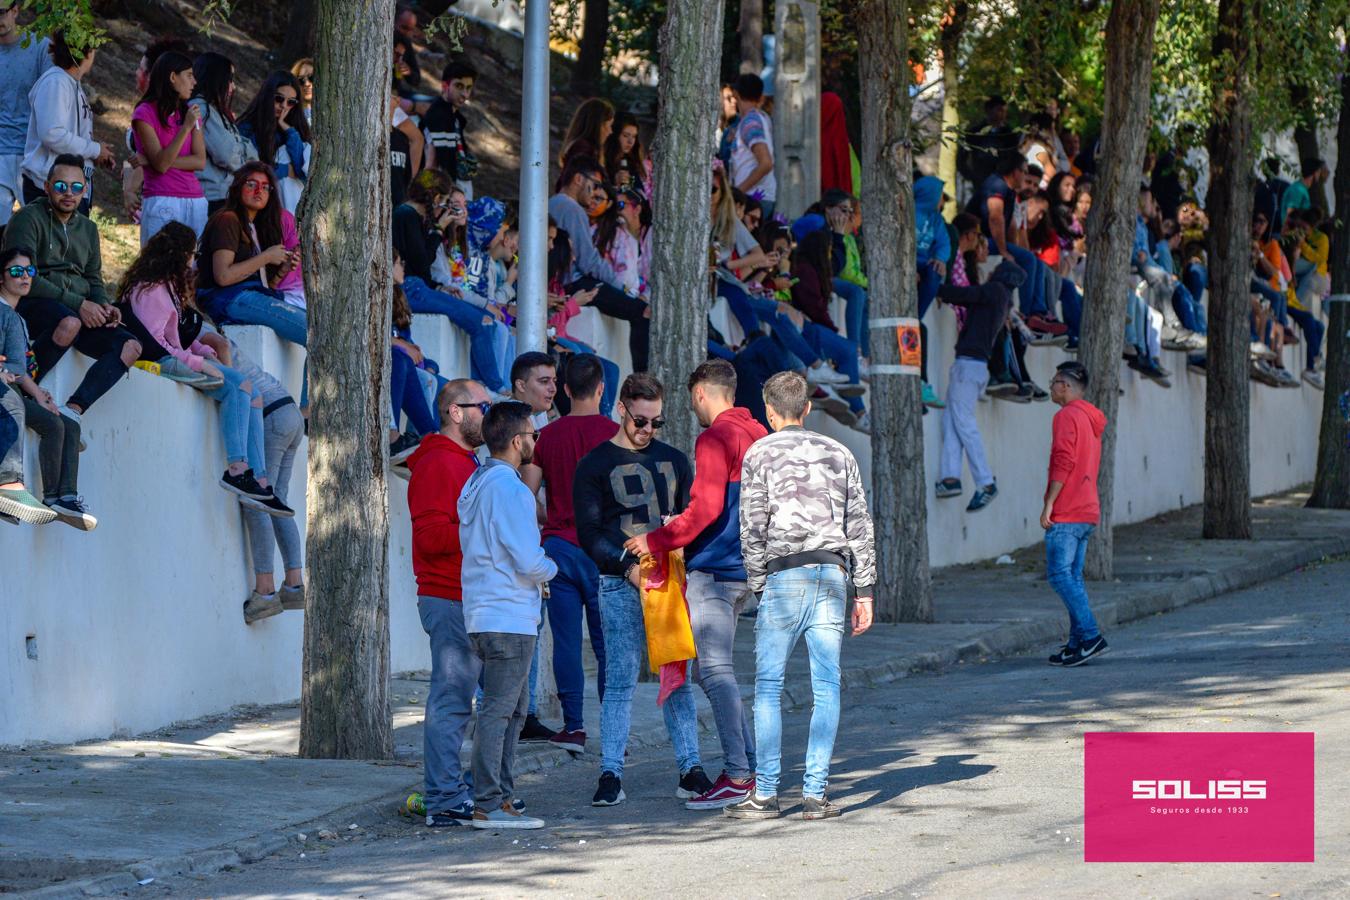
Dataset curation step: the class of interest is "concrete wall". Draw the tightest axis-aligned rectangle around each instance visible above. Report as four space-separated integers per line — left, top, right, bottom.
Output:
1 284 1323 747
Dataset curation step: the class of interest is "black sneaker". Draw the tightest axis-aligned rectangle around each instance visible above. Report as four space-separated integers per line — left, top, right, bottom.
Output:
519 713 556 743
935 478 963 499
426 799 473 827
966 482 997 512
1029 382 1050 402
997 383 1033 403
258 491 296 518
1063 635 1109 667
389 432 421 464
45 495 98 530
1047 643 1076 666
723 793 780 819
592 771 625 807
676 765 715 800
802 795 841 820
220 468 272 502
985 377 1019 396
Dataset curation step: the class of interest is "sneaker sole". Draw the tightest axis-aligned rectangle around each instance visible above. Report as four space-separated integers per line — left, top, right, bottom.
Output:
0 495 59 525
425 817 469 828
834 384 867 398
1063 645 1109 668
935 490 963 499
219 479 273 503
591 790 626 807
723 806 780 819
49 508 98 531
470 819 544 830
802 809 841 820
686 793 750 810
549 742 587 756
243 603 284 625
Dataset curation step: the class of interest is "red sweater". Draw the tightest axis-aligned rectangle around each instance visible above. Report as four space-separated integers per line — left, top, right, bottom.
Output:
406 434 480 600
790 260 839 332
1047 399 1107 525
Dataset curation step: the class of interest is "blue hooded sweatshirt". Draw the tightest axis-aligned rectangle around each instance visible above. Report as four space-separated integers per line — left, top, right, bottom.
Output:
914 176 951 267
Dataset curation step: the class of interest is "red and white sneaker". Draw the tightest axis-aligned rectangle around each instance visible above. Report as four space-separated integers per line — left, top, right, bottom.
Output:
548 729 587 755
685 772 754 810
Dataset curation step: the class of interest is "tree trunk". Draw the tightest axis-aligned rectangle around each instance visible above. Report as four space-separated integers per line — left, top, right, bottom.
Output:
570 0 610 95
1307 71 1350 509
1202 0 1258 540
648 0 724 457
299 0 396 760
1290 84 1329 212
935 0 967 223
739 0 765 74
279 0 318 68
857 0 932 623
1078 0 1160 580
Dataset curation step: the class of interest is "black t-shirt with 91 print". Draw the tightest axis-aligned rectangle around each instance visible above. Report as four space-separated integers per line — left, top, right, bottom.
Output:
572 439 692 577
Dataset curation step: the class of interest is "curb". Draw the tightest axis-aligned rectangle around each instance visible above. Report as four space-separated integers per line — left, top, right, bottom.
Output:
18 535 1348 897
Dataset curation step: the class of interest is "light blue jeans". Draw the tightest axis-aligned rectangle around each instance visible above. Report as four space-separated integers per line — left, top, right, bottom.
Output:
205 364 267 473
214 289 308 346
753 564 846 798
598 575 700 779
1045 522 1100 647
242 402 305 573
833 277 869 358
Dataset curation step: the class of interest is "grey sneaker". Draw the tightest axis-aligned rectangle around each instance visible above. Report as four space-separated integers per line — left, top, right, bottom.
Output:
0 486 58 525
471 802 544 830
157 356 224 390
243 591 284 625
279 584 305 610
723 793 780 819
802 795 841 820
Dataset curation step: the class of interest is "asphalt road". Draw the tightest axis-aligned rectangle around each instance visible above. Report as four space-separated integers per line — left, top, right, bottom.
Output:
147 558 1349 899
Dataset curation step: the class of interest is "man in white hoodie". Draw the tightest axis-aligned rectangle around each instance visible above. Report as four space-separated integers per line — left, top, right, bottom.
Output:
458 400 558 830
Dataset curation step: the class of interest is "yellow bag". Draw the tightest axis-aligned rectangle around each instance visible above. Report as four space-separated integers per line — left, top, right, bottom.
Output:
639 552 695 673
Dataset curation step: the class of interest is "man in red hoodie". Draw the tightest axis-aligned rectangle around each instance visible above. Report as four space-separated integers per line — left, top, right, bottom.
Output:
623 359 768 810
406 377 491 826
1042 361 1109 668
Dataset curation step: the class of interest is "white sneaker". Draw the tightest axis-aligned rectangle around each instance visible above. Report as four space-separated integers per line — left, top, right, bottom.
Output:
806 364 850 386
1302 370 1324 390
857 357 871 378
1249 341 1276 361
853 411 872 435
471 804 544 830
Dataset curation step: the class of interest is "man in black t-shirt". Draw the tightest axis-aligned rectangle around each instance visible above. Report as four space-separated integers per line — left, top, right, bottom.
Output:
422 61 477 199
573 373 712 809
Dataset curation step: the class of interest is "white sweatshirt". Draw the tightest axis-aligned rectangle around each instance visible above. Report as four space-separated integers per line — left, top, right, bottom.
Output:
22 67 99 187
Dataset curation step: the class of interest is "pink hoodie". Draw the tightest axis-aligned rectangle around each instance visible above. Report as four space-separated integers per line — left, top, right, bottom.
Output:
129 283 216 372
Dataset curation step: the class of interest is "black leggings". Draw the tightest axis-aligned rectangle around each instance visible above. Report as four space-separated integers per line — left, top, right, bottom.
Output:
567 276 650 373
9 387 80 499
17 295 135 412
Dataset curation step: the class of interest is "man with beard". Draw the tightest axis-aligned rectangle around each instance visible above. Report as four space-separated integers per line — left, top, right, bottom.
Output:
405 378 492 827
574 373 709 807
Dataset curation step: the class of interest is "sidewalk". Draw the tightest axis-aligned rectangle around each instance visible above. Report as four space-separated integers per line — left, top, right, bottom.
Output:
4 491 1347 897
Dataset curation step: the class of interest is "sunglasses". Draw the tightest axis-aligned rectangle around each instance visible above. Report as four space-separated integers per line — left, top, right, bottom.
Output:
274 94 299 108
517 431 540 441
51 180 85 195
243 179 273 193
629 415 665 431
296 75 314 85
5 265 36 277
453 401 491 416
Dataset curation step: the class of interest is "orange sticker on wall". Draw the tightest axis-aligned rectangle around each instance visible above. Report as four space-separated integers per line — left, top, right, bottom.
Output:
895 318 922 375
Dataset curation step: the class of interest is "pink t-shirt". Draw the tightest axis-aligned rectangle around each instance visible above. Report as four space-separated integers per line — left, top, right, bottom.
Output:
277 209 303 293
132 102 204 199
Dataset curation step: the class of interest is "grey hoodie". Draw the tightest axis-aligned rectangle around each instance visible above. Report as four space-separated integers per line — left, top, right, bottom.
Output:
457 458 558 635
187 98 257 202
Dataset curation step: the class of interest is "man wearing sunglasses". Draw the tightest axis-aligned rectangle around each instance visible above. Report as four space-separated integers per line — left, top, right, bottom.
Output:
3 154 141 424
574 373 710 808
404 378 492 827
623 359 767 811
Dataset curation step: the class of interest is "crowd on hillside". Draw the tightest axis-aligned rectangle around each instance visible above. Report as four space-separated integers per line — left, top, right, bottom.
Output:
0 8 1337 577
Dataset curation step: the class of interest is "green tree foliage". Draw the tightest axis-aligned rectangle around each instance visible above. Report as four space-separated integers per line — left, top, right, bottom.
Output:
16 0 103 52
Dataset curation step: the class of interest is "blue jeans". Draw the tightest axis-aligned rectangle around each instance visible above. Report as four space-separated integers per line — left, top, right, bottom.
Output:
391 349 436 436
544 537 606 732
417 597 481 812
833 277 870 357
917 263 940 321
1287 306 1324 369
802 322 864 414
1045 523 1100 647
753 564 846 798
1183 262 1207 306
206 364 266 472
405 283 509 393
597 575 700 779
1171 283 1208 334
1059 279 1083 340
211 288 308 346
719 281 817 367
733 336 795 426
996 242 1047 316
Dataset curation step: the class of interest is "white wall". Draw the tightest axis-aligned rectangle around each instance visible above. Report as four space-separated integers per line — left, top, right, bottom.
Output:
1 282 1324 747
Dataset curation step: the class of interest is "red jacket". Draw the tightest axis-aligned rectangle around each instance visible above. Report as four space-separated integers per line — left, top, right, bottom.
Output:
406 434 479 600
1047 399 1107 525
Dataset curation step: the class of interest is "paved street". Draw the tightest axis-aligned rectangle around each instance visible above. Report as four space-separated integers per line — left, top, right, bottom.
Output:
130 556 1349 899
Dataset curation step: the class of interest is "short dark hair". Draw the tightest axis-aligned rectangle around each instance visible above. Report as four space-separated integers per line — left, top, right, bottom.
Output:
510 351 555 391
733 73 764 101
1301 157 1326 178
48 30 81 70
953 212 980 237
688 359 736 396
762 371 809 421
620 372 663 404
1056 361 1089 388
996 152 1026 177
482 400 534 455
560 154 603 189
821 188 853 209
0 245 35 270
564 353 605 400
47 153 84 182
407 167 452 206
442 60 477 82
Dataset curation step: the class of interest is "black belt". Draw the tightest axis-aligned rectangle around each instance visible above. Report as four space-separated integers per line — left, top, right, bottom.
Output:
263 397 295 417
766 549 847 575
